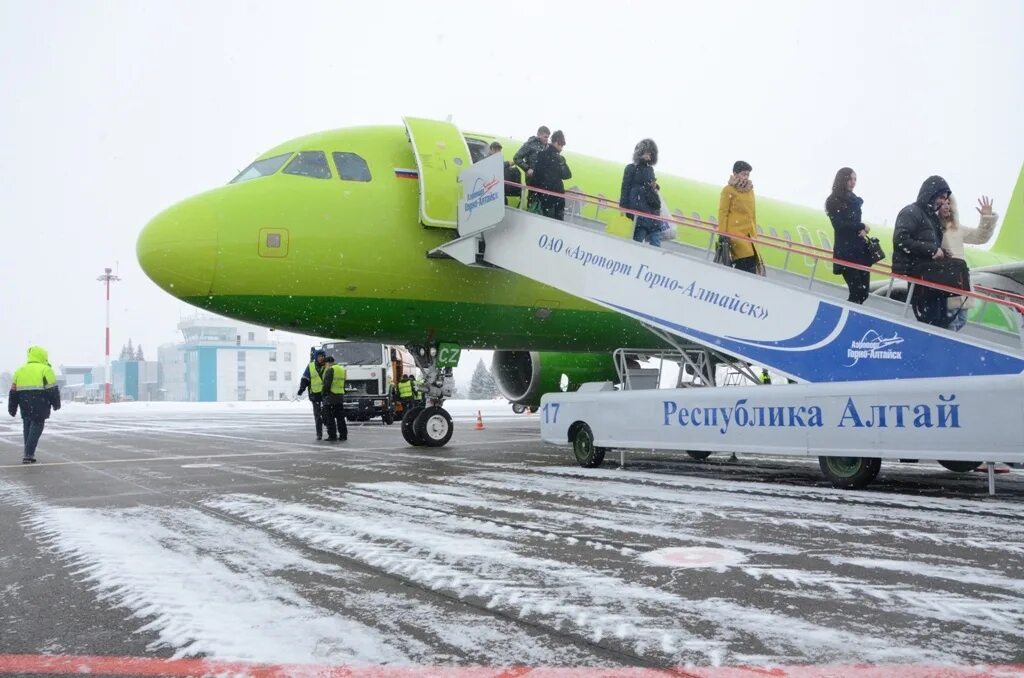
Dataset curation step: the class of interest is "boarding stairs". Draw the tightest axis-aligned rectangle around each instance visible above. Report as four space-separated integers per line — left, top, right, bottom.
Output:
434 154 1024 384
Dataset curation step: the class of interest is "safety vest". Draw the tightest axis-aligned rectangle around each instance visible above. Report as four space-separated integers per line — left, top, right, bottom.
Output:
328 365 346 394
13 346 57 391
13 363 57 390
308 361 324 393
760 371 770 384
397 380 413 398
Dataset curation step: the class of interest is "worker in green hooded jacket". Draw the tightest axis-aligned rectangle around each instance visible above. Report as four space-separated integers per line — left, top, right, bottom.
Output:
8 346 61 464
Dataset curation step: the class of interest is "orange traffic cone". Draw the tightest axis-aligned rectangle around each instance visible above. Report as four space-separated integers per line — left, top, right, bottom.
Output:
474 410 485 431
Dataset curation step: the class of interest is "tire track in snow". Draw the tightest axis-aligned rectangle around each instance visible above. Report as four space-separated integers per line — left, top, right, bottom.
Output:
1 478 616 667
208 488 954 666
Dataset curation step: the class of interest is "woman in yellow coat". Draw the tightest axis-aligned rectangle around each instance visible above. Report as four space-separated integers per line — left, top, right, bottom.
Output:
718 160 760 273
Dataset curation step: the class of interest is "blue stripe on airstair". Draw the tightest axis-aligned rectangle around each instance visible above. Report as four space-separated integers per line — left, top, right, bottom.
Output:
600 299 1024 382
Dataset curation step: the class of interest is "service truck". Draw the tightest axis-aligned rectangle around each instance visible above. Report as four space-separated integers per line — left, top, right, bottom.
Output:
319 342 418 424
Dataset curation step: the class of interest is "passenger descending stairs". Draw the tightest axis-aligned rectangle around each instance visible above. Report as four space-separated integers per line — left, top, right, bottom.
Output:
434 206 1024 383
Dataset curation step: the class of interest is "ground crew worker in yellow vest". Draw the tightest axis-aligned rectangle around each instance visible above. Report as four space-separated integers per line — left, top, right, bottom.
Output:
760 369 771 385
8 345 61 464
321 356 348 442
397 375 416 414
297 349 327 440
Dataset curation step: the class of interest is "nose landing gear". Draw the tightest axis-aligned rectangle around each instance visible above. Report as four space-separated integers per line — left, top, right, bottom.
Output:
402 343 460 448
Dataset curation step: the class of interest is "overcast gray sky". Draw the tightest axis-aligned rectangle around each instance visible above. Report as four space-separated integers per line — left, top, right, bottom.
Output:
2 0 1022 387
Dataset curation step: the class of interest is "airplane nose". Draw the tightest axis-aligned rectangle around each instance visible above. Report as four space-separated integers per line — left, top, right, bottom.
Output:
137 196 219 299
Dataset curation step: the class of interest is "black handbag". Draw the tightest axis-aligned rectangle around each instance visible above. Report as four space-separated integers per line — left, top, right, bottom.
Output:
911 256 970 295
864 236 885 264
713 236 733 267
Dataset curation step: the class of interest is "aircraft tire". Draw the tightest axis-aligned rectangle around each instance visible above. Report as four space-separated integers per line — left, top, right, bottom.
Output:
818 456 881 489
571 423 606 468
402 406 426 446
686 451 713 461
382 407 394 426
937 460 981 473
413 406 453 447
512 403 527 414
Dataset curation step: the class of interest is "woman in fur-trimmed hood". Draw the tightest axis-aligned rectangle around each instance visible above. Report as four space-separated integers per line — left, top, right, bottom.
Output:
632 138 659 165
619 138 664 246
939 194 999 330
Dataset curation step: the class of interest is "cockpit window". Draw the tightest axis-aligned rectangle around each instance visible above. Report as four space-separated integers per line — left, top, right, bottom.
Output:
283 151 331 179
333 152 372 182
230 153 292 184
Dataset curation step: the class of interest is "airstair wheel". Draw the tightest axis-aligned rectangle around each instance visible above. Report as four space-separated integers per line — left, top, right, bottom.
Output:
818 456 882 489
571 423 606 468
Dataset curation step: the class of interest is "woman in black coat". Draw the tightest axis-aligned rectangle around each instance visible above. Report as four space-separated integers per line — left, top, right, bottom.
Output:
825 167 872 303
619 138 663 246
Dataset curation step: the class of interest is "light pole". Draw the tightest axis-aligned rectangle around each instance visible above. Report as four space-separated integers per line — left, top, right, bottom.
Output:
97 267 121 404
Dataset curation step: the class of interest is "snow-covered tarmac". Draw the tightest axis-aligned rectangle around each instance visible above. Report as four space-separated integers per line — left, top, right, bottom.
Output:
0 400 1021 676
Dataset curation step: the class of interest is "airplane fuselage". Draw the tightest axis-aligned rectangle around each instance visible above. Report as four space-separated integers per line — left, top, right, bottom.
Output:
137 124 1016 351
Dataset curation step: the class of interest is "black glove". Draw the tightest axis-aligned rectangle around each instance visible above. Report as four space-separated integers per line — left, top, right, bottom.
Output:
297 387 305 396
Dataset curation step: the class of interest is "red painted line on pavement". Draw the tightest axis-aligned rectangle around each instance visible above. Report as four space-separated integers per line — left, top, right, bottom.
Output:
0 656 1021 678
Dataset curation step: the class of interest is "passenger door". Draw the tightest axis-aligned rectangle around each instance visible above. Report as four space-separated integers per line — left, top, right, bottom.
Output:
402 117 472 229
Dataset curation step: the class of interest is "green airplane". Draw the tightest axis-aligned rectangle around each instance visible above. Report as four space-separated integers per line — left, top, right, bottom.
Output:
137 117 1024 444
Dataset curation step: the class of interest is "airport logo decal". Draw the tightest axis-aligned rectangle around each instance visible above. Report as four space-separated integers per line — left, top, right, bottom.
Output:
464 176 501 216
845 330 904 367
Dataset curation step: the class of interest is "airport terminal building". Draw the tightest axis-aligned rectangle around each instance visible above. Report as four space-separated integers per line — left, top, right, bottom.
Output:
157 317 300 402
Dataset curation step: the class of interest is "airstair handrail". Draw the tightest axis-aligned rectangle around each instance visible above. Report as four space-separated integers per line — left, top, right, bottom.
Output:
505 180 1024 320
976 285 1024 307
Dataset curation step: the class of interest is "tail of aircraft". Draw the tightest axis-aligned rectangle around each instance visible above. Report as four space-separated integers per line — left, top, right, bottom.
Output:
993 161 1024 259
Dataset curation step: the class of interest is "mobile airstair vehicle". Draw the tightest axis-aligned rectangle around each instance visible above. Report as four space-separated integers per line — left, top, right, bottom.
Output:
432 152 1024 491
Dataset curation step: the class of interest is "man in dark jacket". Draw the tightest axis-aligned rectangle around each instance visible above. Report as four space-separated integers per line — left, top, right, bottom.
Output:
513 126 550 212
297 348 327 440
513 126 550 177
321 356 348 442
530 130 571 220
893 176 953 327
8 345 61 464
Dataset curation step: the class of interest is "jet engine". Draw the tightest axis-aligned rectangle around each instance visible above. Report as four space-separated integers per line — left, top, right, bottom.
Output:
491 351 618 408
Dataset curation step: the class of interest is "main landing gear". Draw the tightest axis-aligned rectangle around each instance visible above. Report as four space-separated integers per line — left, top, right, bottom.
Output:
401 343 459 447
